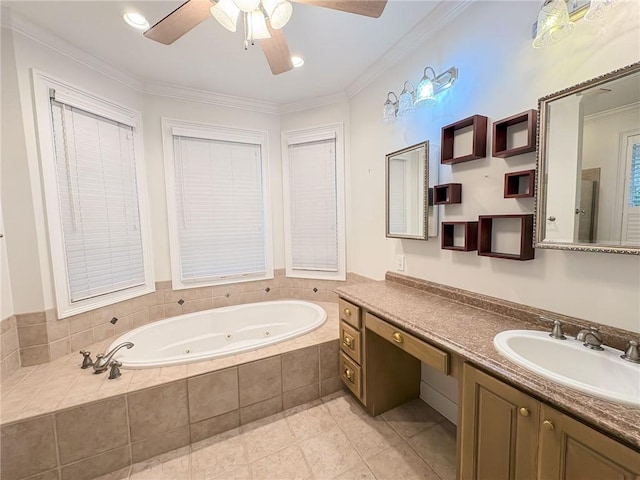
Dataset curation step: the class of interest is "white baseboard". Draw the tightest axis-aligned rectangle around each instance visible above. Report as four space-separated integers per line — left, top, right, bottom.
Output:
420 380 458 425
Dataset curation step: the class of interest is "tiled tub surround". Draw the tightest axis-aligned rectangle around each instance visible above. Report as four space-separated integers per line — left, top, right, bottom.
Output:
336 274 640 451
0 315 20 380
9 271 370 367
0 303 341 480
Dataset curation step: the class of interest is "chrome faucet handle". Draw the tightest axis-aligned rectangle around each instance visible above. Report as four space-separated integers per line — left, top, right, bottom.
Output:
108 361 123 380
79 350 94 369
548 320 566 340
580 327 604 351
621 340 640 364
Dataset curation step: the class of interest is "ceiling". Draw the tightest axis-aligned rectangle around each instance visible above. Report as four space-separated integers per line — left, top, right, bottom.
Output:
4 0 442 105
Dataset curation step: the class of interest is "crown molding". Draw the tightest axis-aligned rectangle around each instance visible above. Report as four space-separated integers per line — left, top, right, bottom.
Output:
143 82 280 115
583 101 640 122
345 0 476 99
4 9 144 92
278 92 349 114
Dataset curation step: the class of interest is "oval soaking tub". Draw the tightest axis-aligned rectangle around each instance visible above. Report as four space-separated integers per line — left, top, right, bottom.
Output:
108 300 327 368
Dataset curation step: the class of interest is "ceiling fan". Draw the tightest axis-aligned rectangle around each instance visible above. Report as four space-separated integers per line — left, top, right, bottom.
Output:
144 0 388 75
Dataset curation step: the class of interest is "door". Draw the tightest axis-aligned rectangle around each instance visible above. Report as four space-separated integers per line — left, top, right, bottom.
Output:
538 404 640 480
460 364 540 480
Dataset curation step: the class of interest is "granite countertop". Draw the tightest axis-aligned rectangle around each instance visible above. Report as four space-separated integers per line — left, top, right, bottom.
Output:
335 279 640 450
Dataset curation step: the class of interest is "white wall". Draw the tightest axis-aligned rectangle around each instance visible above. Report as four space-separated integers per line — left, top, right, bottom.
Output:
0 210 14 320
348 1 640 332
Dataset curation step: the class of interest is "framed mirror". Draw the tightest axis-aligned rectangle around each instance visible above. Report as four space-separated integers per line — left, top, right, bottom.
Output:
386 141 429 240
536 62 640 255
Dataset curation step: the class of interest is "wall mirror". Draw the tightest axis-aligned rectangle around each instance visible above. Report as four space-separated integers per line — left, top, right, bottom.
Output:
386 141 430 240
536 62 640 255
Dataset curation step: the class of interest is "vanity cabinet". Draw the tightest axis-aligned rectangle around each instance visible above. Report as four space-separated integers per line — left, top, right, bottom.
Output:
460 363 640 480
338 298 365 403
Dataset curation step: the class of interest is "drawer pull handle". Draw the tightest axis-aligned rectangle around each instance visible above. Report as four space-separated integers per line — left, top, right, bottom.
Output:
392 332 404 343
519 407 530 417
542 420 554 431
343 368 354 382
344 308 352 317
342 334 354 348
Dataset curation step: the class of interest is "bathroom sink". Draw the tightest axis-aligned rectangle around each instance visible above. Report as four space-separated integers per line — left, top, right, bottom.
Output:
493 330 640 407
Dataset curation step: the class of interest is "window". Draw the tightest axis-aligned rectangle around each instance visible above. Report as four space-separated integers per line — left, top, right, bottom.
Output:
33 71 154 318
162 119 273 288
282 124 346 280
622 134 640 243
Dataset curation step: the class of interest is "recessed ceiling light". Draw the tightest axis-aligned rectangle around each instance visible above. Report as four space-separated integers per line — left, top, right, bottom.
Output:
123 12 149 30
291 55 304 68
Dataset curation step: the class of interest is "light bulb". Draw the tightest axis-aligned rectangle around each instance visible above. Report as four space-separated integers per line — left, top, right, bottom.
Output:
233 0 261 13
210 0 240 32
263 0 292 29
532 0 574 48
414 67 436 107
123 12 149 30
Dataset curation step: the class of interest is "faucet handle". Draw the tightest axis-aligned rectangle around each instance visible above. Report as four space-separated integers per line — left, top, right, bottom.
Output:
108 361 123 380
79 350 94 369
548 320 566 340
621 340 640 364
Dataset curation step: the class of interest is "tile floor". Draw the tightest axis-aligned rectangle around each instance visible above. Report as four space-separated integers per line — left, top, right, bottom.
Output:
93 391 457 480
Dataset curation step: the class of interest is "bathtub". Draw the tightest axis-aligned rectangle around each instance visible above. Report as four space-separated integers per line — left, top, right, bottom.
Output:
109 300 327 368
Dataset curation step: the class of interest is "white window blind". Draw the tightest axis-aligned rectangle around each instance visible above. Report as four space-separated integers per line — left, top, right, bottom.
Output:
173 135 267 282
50 100 145 302
287 139 338 272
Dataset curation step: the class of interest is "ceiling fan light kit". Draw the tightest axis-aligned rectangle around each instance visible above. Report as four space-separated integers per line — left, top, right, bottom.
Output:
144 0 388 75
383 66 458 123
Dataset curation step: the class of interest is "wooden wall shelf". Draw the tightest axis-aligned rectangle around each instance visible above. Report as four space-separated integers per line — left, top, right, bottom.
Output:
433 183 462 205
504 169 535 198
478 214 534 261
441 222 478 251
492 110 537 158
441 115 488 164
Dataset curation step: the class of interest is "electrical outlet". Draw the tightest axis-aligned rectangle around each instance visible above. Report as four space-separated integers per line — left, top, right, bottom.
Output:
396 255 405 272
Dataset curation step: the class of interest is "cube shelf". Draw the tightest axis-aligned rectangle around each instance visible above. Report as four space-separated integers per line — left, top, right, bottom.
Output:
441 222 478 251
504 169 536 198
492 109 537 158
433 183 462 205
441 114 488 164
478 214 535 261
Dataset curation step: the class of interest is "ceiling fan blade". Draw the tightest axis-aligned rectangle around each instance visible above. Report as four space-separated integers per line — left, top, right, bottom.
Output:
259 24 294 75
290 0 387 18
144 0 213 45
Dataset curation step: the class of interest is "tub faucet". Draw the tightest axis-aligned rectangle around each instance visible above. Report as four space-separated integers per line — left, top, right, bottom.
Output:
93 342 133 374
576 327 604 351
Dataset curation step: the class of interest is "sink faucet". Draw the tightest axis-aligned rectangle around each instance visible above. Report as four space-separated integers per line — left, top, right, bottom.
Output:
93 342 133 374
576 327 604 351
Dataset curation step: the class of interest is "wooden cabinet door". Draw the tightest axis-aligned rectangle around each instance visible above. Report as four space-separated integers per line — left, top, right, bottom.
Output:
460 364 540 480
538 404 640 480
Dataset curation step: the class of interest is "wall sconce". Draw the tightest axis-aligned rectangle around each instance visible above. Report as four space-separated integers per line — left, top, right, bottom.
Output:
532 0 620 48
382 66 458 123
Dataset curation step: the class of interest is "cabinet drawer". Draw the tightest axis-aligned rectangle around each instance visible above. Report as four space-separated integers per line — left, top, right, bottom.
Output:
339 298 361 329
340 352 362 400
365 312 449 375
340 320 362 364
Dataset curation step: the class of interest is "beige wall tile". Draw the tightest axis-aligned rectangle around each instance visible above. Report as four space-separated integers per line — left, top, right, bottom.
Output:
20 345 50 366
127 380 188 442
1 315 16 334
16 312 46 327
130 424 190 463
93 323 115 342
1 351 21 381
49 338 71 361
17 324 48 347
155 280 171 290
238 356 282 407
188 367 239 423
1 415 58 480
23 468 60 480
112 301 133 320
239 395 282 425
182 297 213 315
45 308 58 322
70 330 95 352
60 445 131 480
113 315 133 335
319 340 339 380
131 294 154 313
56 396 129 465
92 307 116 327
146 306 163 323
164 303 182 318
282 346 319 392
321 377 343 397
133 309 151 327
190 410 240 444
283 383 320 410
46 319 69 343
67 313 93 334
1 329 19 359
